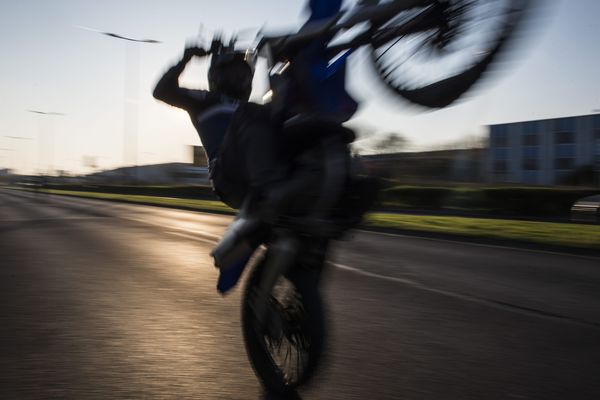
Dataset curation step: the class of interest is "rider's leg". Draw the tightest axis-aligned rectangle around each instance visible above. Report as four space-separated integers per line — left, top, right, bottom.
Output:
209 103 287 210
231 103 287 190
228 103 319 223
211 104 292 274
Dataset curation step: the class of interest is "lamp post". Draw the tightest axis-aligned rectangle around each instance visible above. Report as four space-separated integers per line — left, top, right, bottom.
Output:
27 110 65 176
79 27 160 182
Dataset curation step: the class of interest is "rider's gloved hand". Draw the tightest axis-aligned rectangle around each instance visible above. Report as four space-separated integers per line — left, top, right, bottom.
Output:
183 44 208 61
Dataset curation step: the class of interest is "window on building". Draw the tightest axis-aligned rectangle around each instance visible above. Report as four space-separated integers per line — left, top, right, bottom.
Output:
492 136 508 147
523 121 540 135
555 169 578 184
554 131 575 144
523 146 539 159
555 117 576 132
522 170 537 184
522 147 539 171
494 160 507 173
492 125 508 135
555 143 575 158
554 157 575 170
493 147 508 160
593 115 600 130
523 134 538 146
491 125 508 147
522 159 538 170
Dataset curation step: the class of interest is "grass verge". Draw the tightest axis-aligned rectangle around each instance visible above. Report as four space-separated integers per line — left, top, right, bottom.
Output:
22 188 235 214
8 187 600 251
365 213 600 250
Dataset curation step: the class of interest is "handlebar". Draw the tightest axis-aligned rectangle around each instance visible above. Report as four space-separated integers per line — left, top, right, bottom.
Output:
256 0 438 62
195 0 438 66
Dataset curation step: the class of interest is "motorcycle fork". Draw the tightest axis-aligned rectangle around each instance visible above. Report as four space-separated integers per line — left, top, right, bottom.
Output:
251 232 301 328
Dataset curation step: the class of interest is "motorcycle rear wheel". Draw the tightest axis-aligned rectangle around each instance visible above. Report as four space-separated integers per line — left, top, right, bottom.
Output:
241 255 326 395
370 0 532 107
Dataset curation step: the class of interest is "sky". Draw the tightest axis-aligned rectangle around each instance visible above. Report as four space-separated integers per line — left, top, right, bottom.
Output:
1 0 599 175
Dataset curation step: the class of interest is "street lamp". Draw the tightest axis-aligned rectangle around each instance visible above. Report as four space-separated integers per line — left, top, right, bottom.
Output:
78 26 160 183
97 32 161 44
27 110 65 116
27 110 66 176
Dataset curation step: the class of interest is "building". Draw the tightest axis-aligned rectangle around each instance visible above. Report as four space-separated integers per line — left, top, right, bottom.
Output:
360 148 484 183
487 113 600 185
87 163 209 185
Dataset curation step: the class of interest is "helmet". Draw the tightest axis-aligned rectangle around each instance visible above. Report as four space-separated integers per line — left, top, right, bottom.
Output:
208 40 257 101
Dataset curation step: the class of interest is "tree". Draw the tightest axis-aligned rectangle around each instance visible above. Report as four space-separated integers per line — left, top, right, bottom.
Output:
373 133 407 154
353 132 408 155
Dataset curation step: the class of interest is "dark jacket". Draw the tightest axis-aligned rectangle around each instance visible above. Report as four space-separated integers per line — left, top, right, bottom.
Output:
153 54 240 163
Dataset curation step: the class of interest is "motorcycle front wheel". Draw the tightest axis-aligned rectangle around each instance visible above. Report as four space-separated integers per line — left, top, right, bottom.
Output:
370 0 534 108
241 254 325 395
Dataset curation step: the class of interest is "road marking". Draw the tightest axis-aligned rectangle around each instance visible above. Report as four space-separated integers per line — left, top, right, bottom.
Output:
165 230 220 246
10 189 600 329
5 190 599 328
135 224 600 328
118 212 600 325
332 262 421 286
332 261 600 330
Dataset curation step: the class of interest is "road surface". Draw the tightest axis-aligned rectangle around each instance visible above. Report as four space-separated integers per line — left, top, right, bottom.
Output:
1 188 599 399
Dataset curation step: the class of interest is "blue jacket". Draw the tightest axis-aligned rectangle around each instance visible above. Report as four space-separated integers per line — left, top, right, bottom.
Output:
299 0 358 122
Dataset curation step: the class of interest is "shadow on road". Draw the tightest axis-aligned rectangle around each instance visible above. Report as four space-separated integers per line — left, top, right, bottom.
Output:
262 389 302 400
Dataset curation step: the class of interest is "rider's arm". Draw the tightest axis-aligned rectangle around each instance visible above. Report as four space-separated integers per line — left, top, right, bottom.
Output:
153 46 210 110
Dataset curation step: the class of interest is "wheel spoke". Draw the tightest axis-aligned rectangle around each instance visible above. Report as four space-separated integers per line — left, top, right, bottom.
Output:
258 274 313 386
371 0 521 93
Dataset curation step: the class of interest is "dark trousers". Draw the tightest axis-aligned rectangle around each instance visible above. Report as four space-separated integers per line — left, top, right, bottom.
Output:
211 103 286 209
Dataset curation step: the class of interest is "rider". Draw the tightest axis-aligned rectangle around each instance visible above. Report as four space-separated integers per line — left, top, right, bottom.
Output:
153 39 285 210
154 39 296 292
153 1 370 292
153 0 357 212
290 0 358 123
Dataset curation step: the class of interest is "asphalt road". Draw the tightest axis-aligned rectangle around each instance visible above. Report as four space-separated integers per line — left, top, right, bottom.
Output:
1 188 599 400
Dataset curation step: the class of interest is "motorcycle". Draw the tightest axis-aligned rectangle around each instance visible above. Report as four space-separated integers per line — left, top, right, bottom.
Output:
208 0 534 395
